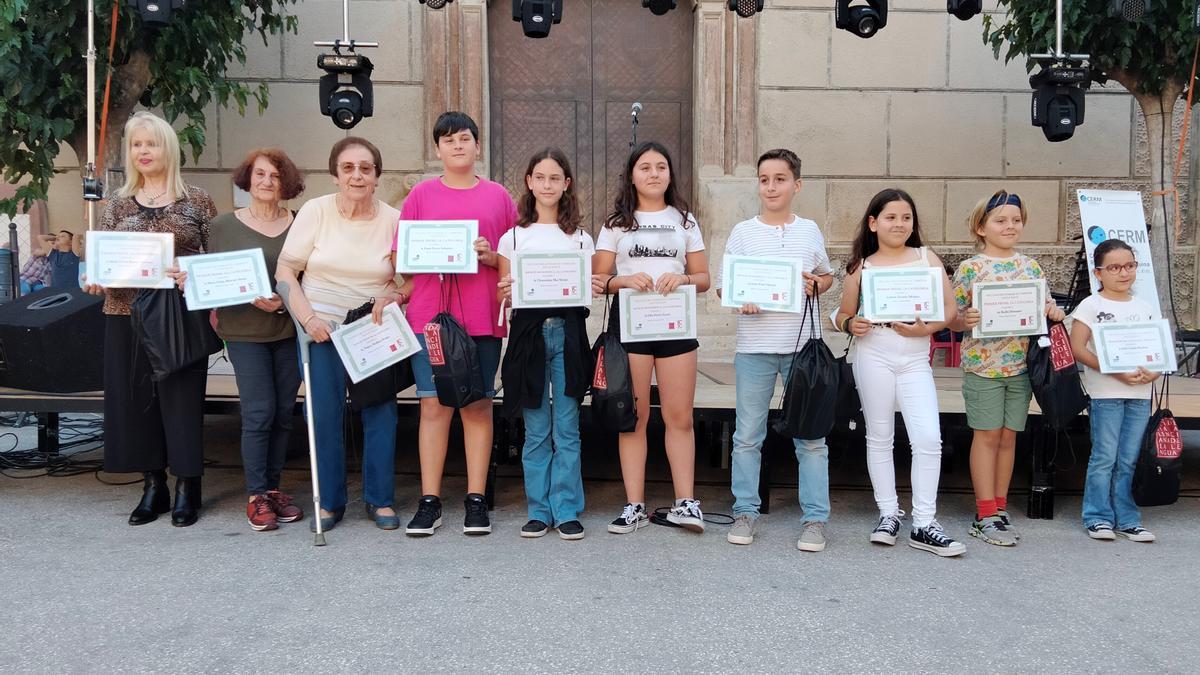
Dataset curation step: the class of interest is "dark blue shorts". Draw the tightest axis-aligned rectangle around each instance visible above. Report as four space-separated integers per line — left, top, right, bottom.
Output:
410 333 501 399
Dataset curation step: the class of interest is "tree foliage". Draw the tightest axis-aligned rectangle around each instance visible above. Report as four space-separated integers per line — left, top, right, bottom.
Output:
0 0 299 218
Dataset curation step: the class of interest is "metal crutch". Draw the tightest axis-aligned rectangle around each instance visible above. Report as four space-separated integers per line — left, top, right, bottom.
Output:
278 283 330 546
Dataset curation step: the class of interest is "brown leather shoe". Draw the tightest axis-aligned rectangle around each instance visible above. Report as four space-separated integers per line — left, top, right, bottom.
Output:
266 490 304 523
247 494 278 531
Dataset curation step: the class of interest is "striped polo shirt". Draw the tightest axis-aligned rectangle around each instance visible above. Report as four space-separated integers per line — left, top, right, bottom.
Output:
715 215 832 354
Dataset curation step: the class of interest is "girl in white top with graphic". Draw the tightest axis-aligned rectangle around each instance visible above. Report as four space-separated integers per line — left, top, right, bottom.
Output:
591 141 711 535
835 188 966 557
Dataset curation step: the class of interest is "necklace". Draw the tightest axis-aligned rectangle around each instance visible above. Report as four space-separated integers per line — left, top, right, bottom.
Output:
336 195 377 221
142 187 168 206
245 205 285 222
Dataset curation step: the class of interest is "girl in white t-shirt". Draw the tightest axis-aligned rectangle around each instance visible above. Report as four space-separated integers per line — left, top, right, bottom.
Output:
590 141 711 534
497 148 595 541
1069 239 1159 543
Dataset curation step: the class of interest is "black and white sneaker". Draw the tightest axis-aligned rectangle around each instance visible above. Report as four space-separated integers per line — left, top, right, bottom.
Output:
557 520 585 540
666 498 705 532
520 519 549 538
463 493 492 535
1086 523 1116 540
1116 526 1156 542
405 495 442 536
870 510 905 546
608 503 649 534
996 509 1021 541
909 520 966 557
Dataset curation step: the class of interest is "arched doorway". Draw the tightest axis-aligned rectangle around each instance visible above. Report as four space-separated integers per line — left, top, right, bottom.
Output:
487 0 695 234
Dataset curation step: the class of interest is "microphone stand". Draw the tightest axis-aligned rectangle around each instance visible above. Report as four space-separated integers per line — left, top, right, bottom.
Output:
630 111 639 148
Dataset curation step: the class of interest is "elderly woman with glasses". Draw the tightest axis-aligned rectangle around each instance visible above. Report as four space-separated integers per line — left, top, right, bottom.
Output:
275 137 404 532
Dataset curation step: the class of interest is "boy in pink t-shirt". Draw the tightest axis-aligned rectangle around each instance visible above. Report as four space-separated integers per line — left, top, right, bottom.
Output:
391 111 516 537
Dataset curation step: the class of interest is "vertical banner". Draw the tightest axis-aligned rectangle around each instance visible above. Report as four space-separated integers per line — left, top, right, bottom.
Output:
1076 189 1161 307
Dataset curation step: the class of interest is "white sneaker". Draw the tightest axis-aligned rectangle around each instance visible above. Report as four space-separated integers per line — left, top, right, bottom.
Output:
666 498 705 532
1086 523 1116 540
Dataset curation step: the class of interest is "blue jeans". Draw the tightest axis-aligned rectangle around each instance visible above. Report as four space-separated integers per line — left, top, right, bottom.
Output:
520 318 584 525
227 339 302 495
730 352 830 521
409 333 501 398
306 340 398 511
1083 397 1150 529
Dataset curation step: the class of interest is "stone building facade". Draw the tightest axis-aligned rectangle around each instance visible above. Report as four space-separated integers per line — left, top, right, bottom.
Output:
44 0 1198 354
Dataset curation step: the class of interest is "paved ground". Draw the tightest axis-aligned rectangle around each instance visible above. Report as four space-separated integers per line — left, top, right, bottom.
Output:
1 416 1198 673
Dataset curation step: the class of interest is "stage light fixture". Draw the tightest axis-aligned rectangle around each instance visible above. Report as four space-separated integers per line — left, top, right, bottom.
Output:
947 0 981 21
728 0 765 17
1029 59 1089 142
512 0 562 38
419 0 453 8
318 52 374 130
835 0 888 39
126 0 185 25
1108 0 1151 20
642 0 677 16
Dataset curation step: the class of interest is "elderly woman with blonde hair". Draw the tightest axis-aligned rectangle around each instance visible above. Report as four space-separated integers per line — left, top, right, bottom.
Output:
84 111 216 528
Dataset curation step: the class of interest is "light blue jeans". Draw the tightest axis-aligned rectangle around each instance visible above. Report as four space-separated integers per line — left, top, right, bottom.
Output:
730 352 830 521
521 318 584 526
1083 397 1151 529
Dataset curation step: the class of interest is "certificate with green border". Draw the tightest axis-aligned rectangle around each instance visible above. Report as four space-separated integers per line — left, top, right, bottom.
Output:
618 286 697 343
1093 319 1177 374
511 250 591 308
331 304 422 384
719 255 804 313
860 267 944 323
971 279 1047 338
395 220 478 274
85 231 175 289
178 248 272 311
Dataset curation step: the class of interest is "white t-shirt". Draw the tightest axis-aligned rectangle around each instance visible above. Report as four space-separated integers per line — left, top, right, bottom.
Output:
714 215 833 354
1070 293 1158 400
595 206 705 281
496 222 595 257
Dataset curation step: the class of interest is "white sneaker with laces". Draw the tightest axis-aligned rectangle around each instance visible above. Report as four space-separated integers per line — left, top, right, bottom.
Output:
666 498 705 532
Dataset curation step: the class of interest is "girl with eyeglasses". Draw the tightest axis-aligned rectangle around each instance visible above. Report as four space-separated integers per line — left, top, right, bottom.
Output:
1068 239 1158 543
949 190 1065 546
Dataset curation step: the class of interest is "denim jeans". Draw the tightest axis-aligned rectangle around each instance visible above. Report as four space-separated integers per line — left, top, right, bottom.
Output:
730 352 830 521
1083 397 1150 529
227 339 302 495
306 340 398 511
521 318 585 525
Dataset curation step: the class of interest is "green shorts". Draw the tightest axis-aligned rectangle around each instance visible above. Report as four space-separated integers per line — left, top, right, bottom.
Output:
962 372 1033 431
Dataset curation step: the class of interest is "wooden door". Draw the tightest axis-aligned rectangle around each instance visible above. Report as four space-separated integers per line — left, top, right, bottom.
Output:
487 0 694 234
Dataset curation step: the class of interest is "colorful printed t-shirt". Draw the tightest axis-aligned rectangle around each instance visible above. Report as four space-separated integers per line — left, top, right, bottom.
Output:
952 252 1045 378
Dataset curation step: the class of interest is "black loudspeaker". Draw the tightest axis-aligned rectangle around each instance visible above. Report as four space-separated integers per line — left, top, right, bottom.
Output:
0 287 104 392
0 249 15 305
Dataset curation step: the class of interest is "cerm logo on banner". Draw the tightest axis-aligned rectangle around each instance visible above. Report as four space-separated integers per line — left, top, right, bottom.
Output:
1077 190 1162 308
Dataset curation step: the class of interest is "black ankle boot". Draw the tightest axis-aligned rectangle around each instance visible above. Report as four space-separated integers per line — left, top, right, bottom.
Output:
128 470 170 526
171 476 202 527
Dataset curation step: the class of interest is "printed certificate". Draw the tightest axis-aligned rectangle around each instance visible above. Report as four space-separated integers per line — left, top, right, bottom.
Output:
331 303 422 384
972 279 1047 338
85 231 174 289
719 255 805 313
395 220 479 274
1093 319 1178 374
618 286 697 343
860 267 944 323
177 248 272 311
511 250 592 309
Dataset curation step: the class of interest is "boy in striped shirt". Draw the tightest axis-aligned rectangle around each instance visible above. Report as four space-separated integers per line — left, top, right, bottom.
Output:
715 148 834 551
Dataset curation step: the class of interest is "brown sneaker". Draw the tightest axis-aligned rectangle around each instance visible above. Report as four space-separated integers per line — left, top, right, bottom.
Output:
266 490 304 523
247 495 279 531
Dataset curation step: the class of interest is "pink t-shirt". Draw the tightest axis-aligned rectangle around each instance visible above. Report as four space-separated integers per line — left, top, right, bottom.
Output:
396 177 517 337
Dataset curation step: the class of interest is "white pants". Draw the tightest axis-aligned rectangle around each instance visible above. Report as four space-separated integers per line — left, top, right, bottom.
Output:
851 328 943 528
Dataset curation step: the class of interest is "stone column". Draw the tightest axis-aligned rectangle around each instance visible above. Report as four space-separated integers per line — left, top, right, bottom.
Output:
693 1 758 180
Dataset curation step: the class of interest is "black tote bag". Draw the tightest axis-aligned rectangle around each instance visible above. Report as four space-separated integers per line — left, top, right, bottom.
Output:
131 288 223 381
590 282 637 433
1026 321 1088 430
772 283 839 441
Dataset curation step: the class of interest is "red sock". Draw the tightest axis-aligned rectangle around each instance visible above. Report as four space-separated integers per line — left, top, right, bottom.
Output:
995 496 1008 511
976 498 997 519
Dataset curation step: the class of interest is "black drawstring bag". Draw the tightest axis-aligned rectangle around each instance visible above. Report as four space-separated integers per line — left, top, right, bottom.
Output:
425 310 485 409
1133 377 1183 507
590 280 637 432
1026 321 1088 430
833 337 862 430
343 299 415 412
131 288 223 381
772 283 839 440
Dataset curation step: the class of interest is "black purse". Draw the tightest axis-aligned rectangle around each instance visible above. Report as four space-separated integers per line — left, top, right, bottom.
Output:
131 288 223 381
833 336 862 430
590 280 637 433
342 299 415 412
1026 321 1088 430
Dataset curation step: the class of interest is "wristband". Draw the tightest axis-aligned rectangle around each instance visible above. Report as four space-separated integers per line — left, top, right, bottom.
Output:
840 316 852 333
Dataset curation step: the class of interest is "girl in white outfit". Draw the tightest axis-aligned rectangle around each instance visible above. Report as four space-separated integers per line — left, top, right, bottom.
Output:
835 189 966 557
